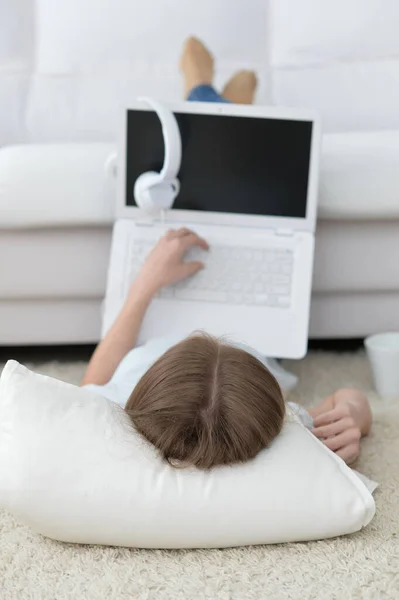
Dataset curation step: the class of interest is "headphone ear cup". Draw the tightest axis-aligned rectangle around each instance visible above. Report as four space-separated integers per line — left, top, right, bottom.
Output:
134 172 180 215
135 186 154 213
148 184 177 212
134 171 160 212
170 177 180 200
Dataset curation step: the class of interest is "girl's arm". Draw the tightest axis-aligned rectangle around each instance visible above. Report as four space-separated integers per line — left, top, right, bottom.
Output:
81 282 153 386
81 228 208 386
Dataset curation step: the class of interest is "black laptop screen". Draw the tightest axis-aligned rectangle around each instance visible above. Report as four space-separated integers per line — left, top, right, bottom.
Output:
125 110 312 218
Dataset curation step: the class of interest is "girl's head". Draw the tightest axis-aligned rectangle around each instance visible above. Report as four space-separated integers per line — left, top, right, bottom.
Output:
125 334 285 469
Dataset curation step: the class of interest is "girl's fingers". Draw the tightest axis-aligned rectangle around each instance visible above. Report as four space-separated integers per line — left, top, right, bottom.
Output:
312 417 354 439
180 261 205 279
323 428 361 452
313 407 344 428
180 232 209 251
176 227 192 237
336 444 360 465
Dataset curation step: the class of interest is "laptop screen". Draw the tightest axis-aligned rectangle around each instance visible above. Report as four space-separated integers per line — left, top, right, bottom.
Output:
125 110 313 219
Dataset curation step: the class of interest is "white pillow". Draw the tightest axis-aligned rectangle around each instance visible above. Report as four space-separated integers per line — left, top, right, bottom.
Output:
0 361 375 549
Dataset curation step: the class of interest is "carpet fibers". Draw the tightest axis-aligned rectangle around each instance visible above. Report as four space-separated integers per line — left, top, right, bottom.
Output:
0 351 398 600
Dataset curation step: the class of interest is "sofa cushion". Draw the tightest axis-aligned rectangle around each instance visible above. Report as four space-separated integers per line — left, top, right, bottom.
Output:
269 0 399 132
1 132 399 228
0 143 116 227
319 130 399 219
270 0 399 68
2 0 399 143
0 0 269 144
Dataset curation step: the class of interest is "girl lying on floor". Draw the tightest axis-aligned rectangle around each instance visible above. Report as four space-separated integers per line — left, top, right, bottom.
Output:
82 228 372 468
82 38 372 468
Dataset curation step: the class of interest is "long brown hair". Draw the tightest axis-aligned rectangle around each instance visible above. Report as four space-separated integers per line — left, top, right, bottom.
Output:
125 334 285 469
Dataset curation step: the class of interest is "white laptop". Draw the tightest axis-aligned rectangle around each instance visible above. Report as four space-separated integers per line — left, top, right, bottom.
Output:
103 101 321 359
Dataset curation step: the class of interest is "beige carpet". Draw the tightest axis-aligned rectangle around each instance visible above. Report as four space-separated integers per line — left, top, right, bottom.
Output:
0 351 398 600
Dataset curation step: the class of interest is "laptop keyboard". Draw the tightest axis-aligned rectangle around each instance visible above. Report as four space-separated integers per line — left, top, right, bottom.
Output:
126 239 293 308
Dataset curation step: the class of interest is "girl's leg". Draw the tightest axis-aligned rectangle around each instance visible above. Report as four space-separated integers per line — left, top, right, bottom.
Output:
180 37 257 105
222 71 258 105
187 84 229 103
180 37 215 100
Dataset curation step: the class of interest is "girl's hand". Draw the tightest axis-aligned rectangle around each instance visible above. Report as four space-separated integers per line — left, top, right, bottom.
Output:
311 389 371 464
133 228 209 299
312 403 361 464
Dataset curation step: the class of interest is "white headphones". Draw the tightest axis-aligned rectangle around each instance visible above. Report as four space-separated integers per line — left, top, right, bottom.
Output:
133 97 182 217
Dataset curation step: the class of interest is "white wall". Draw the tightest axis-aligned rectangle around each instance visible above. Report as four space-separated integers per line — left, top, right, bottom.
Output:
1 0 398 144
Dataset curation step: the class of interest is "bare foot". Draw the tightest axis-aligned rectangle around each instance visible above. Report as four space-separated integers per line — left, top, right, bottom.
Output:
180 37 214 98
222 71 258 104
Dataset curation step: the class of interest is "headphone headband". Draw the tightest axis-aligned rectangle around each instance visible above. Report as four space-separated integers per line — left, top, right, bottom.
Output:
137 97 182 181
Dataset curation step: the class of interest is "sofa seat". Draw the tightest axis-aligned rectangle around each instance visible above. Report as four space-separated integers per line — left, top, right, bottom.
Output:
1 131 399 228
1 219 399 300
1 220 399 344
1 131 399 345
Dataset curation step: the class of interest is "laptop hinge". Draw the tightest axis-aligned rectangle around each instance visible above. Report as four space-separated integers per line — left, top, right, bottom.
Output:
275 228 294 237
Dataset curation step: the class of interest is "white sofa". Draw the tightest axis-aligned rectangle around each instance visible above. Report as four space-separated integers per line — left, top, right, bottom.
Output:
1 0 399 345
